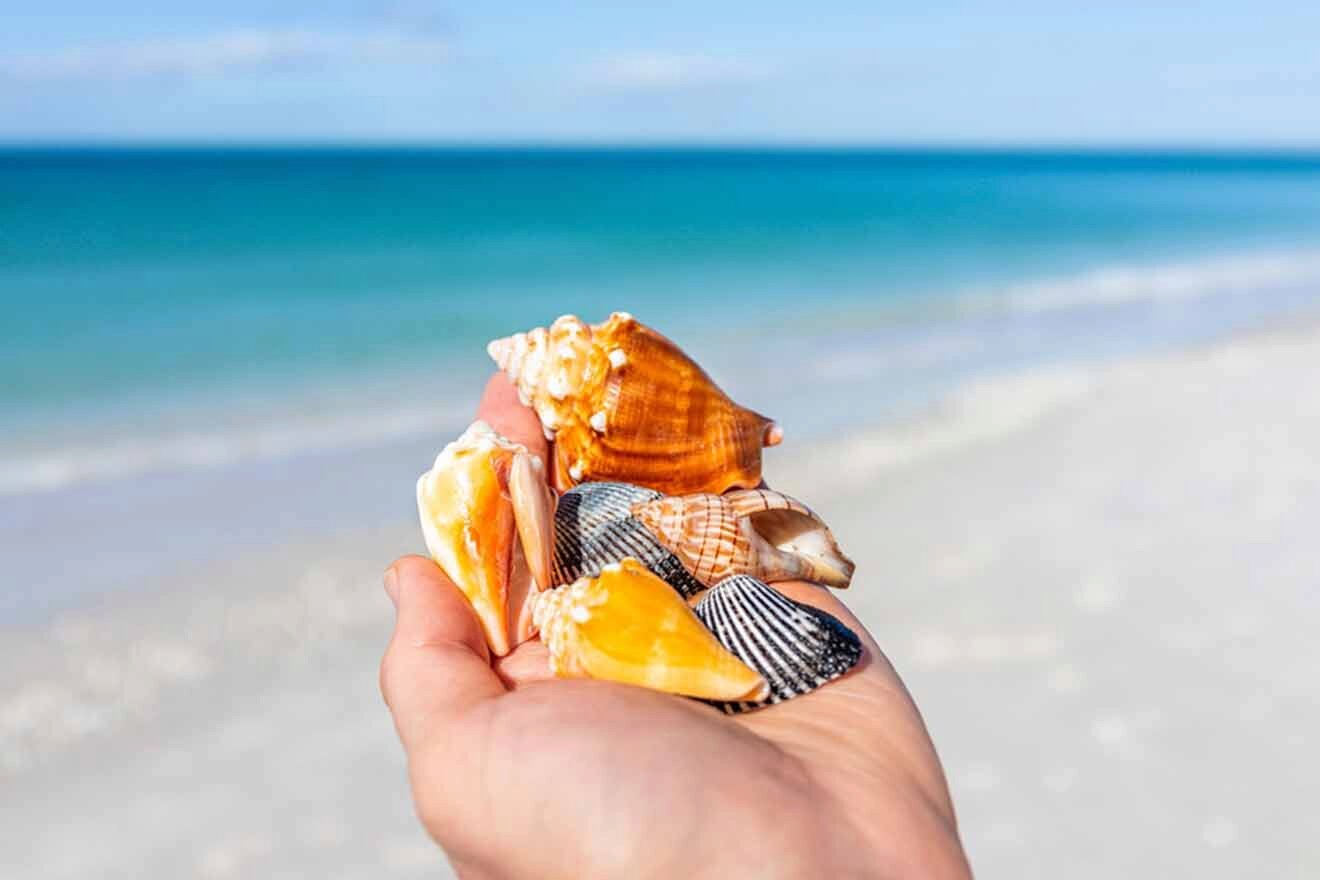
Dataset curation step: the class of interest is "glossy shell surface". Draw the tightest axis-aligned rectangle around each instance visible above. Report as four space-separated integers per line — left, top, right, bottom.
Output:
532 559 769 701
488 313 780 495
416 421 548 656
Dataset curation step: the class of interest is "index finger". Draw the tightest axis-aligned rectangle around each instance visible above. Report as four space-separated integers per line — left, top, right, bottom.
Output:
475 372 549 466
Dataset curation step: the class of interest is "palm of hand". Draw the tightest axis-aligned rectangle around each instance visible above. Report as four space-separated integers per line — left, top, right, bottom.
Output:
381 377 969 879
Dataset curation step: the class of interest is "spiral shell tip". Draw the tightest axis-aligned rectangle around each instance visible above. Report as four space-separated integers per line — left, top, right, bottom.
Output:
487 337 513 372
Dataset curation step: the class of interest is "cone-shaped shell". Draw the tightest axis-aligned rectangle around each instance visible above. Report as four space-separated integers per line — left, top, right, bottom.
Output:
552 482 706 598
631 488 855 589
532 558 769 701
488 312 780 496
416 421 553 657
693 574 863 714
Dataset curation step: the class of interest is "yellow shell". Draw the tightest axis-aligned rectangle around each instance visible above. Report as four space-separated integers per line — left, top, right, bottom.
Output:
631 488 855 589
416 421 555 657
487 312 781 496
531 558 769 701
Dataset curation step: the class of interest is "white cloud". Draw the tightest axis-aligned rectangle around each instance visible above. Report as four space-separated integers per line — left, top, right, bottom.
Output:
584 51 770 93
0 28 449 82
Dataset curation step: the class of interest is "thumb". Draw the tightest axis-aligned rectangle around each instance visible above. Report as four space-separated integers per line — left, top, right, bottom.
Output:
380 556 507 753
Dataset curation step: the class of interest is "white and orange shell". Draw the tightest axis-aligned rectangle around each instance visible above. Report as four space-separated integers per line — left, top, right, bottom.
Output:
631 488 855 589
531 558 769 701
416 421 556 657
487 312 781 496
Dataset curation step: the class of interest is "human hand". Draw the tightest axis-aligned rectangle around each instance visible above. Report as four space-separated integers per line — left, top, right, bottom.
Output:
380 374 971 879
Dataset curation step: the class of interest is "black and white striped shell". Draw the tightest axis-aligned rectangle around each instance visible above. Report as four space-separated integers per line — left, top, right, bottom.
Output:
552 482 706 598
693 574 863 714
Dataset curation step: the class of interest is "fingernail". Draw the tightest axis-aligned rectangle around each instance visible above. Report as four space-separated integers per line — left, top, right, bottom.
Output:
383 565 400 608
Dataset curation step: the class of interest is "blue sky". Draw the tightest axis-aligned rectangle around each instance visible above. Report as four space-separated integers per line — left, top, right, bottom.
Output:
2 1 1318 144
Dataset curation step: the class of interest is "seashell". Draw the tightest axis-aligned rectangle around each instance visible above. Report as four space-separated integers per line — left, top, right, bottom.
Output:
631 488 855 589
550 482 853 597
416 421 557 657
532 558 769 701
693 574 863 714
552 482 707 598
487 312 781 496
508 447 556 595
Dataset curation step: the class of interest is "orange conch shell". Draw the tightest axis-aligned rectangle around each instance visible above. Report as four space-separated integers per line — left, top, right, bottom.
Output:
631 488 855 589
487 312 781 496
416 421 556 656
531 558 769 701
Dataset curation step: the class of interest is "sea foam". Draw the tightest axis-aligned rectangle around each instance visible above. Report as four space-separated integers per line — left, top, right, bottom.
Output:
960 249 1320 315
0 406 447 496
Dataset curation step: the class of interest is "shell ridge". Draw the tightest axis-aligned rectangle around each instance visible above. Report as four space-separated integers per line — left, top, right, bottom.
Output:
737 581 817 695
732 580 810 695
553 483 704 597
701 593 745 715
707 588 773 699
607 522 666 571
775 598 849 689
695 575 863 712
698 581 788 701
706 586 792 709
723 487 816 519
648 553 706 598
707 503 744 582
551 490 589 585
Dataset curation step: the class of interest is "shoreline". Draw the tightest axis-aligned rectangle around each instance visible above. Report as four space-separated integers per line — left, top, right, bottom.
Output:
7 293 1319 627
6 308 1317 642
7 241 1320 501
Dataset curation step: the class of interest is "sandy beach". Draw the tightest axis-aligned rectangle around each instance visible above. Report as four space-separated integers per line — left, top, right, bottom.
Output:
4 318 1318 879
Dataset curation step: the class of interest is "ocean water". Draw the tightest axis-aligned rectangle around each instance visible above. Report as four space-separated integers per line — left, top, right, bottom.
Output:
5 147 1320 617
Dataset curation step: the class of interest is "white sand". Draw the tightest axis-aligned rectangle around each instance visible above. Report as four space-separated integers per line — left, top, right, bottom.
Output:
4 321 1319 878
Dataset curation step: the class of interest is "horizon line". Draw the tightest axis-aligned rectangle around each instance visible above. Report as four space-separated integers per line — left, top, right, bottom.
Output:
4 138 1320 158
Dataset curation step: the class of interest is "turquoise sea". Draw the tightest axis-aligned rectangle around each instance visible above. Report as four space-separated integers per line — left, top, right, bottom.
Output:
5 147 1320 618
